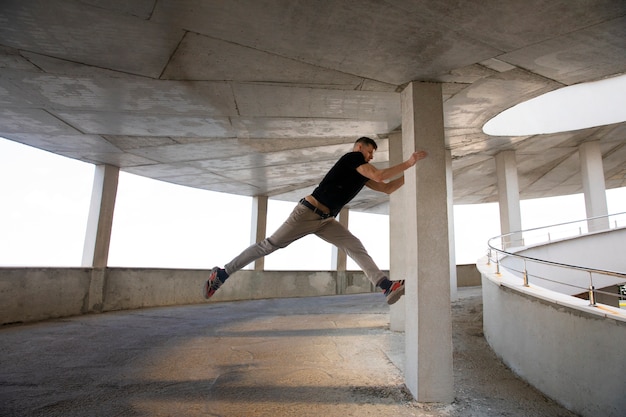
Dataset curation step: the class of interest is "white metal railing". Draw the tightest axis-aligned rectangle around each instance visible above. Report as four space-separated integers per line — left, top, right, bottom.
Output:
487 212 626 307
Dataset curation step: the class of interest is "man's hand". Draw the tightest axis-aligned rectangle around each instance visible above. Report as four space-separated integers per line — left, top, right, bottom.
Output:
406 150 428 167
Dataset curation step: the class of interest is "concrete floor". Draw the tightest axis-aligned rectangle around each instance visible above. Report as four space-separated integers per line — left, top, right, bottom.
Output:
0 287 578 417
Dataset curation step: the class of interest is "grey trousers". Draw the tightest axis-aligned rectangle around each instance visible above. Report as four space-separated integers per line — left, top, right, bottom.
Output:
224 202 387 286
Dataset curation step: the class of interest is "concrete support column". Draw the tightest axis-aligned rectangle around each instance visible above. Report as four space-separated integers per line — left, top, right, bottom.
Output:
82 164 118 313
579 141 609 231
446 150 458 301
331 207 349 271
82 164 119 268
400 82 454 403
388 131 406 331
495 151 522 248
251 196 269 271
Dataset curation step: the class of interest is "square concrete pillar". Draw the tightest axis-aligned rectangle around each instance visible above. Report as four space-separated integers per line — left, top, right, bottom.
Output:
495 150 522 248
446 150 458 301
82 164 119 268
400 82 454 403
388 131 406 331
251 196 268 270
579 141 609 231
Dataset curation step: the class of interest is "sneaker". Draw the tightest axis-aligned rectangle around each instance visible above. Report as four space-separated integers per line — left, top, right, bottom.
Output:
384 280 405 305
204 267 225 299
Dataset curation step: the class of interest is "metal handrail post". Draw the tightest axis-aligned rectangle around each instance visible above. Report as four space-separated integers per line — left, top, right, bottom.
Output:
495 251 500 275
588 271 596 306
523 259 529 287
588 285 596 306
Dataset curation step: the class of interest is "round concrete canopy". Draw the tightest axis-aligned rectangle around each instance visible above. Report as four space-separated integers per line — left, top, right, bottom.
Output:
0 0 625 214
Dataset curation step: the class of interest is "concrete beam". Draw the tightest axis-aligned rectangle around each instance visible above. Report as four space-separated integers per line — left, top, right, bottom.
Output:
401 82 454 403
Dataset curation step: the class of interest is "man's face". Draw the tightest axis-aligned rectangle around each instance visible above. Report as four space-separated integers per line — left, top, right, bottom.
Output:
356 143 375 162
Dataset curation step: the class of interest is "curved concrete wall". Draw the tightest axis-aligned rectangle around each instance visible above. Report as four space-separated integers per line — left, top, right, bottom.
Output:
478 258 626 417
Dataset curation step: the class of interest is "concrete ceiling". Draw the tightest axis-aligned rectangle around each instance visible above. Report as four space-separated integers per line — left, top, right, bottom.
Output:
1 0 625 214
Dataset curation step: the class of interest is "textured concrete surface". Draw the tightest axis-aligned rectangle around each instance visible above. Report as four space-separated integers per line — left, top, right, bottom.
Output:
0 1 624 211
0 288 578 417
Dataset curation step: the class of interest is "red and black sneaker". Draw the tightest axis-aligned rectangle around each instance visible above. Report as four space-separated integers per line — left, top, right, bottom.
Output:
383 280 405 305
204 267 225 299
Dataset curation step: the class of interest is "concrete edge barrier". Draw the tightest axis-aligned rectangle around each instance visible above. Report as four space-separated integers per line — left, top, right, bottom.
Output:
0 264 481 325
0 268 376 325
477 256 626 417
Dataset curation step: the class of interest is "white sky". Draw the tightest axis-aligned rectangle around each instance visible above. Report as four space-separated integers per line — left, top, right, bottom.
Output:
483 74 626 135
1 137 625 269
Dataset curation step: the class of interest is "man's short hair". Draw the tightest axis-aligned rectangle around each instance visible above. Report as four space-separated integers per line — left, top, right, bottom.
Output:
355 136 378 150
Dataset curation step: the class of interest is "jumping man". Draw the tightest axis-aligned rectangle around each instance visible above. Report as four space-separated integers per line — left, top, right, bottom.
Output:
204 136 427 304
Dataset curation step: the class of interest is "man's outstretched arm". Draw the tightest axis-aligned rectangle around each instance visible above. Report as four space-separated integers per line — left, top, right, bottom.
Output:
365 176 404 194
357 150 427 183
359 150 427 194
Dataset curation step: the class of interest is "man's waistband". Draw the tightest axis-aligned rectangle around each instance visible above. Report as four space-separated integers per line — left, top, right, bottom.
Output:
299 198 334 219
